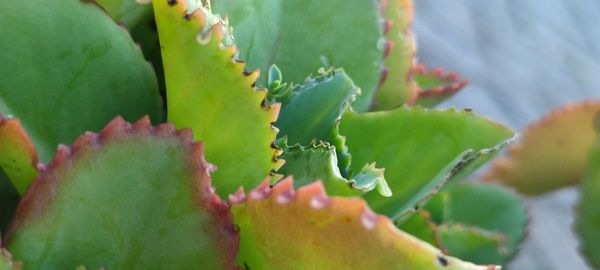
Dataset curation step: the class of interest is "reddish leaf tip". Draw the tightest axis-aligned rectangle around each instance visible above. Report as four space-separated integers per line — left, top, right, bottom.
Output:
249 179 271 200
229 187 246 204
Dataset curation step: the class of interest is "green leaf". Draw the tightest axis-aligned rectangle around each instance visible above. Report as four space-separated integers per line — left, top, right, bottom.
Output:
372 0 417 110
212 0 384 111
484 101 600 195
339 107 514 218
577 132 600 269
153 0 281 197
232 178 497 270
436 183 527 265
277 142 390 197
275 69 359 145
437 224 507 266
5 117 238 269
274 69 359 176
0 0 163 163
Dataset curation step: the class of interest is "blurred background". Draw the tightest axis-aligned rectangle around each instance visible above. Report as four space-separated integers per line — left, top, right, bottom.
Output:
414 0 600 269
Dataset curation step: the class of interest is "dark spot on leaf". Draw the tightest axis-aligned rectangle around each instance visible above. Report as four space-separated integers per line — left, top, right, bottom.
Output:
244 262 251 270
149 19 157 32
437 256 448 267
167 0 177 6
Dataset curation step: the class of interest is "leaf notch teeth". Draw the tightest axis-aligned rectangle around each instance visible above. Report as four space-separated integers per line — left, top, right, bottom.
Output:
234 177 499 269
409 64 469 106
6 116 233 244
160 0 284 173
234 177 387 231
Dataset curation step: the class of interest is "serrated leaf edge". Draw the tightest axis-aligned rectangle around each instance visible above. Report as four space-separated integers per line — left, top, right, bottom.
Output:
3 116 239 270
157 0 283 171
230 177 501 270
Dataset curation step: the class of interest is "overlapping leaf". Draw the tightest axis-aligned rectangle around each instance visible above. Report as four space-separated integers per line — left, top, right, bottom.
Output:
484 101 600 195
213 0 384 111
434 183 526 265
272 69 359 176
339 107 514 219
277 142 390 197
5 117 238 269
401 183 526 265
0 0 162 191
231 178 497 270
153 0 281 196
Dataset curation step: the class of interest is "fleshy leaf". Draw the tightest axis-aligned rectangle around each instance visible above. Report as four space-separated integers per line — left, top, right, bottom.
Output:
412 65 469 108
434 183 526 265
372 0 418 110
153 0 281 196
339 107 514 218
0 0 163 164
212 0 384 111
0 117 38 195
484 101 600 195
437 224 507 266
5 117 238 269
273 69 359 176
577 132 600 269
276 142 390 197
232 178 498 270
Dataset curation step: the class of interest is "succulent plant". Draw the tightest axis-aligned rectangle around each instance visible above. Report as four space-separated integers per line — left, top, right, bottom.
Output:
0 0 529 268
